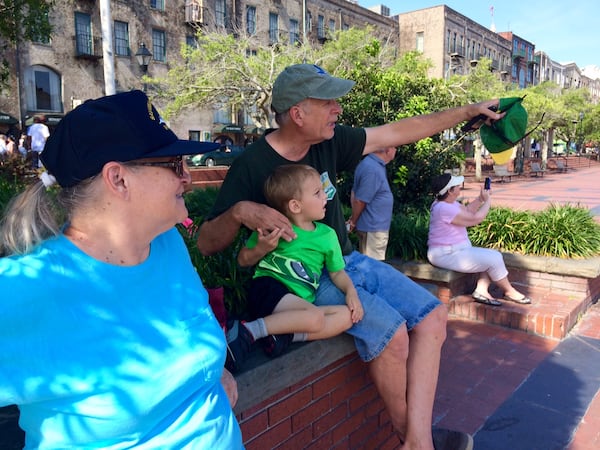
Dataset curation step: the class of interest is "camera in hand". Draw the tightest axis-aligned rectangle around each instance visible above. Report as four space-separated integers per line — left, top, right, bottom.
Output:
484 177 491 190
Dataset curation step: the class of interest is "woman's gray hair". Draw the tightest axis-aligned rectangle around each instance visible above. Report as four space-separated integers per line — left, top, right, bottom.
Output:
0 176 99 256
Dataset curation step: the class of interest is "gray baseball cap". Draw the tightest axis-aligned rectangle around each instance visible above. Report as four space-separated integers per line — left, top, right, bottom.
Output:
271 64 355 113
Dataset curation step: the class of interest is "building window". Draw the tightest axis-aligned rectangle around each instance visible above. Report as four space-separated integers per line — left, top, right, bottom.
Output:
24 65 62 112
150 0 164 11
214 102 231 124
189 130 201 141
328 18 335 33
215 0 226 27
317 15 325 39
416 31 424 53
289 19 299 45
186 35 197 49
245 48 257 57
75 12 93 56
244 104 257 126
32 10 50 44
114 21 129 56
152 29 166 62
269 12 278 44
246 6 256 35
306 11 312 32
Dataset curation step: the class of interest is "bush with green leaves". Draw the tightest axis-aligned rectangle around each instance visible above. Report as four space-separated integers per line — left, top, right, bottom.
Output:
181 188 253 316
469 205 600 259
0 156 35 215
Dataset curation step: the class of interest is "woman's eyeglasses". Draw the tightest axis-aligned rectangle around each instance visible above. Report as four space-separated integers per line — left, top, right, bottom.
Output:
127 155 185 177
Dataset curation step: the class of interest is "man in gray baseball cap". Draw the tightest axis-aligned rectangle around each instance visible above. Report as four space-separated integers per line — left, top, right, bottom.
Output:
199 62 502 450
271 64 355 114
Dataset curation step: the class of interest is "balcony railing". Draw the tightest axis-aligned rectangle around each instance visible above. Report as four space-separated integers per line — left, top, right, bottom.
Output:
449 45 465 58
185 0 206 25
512 49 526 60
74 34 102 60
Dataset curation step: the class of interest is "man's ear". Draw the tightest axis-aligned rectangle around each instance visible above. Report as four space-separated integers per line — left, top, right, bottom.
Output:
289 104 305 127
102 162 129 196
288 198 301 214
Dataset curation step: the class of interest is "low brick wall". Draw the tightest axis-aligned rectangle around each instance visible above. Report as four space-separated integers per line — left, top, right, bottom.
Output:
189 166 227 188
235 336 401 449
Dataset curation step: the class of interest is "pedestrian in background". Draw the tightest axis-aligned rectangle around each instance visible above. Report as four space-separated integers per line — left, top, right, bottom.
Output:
348 146 396 261
26 114 50 168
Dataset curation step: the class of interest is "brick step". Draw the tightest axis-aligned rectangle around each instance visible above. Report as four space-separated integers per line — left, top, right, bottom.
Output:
391 256 600 341
447 287 590 340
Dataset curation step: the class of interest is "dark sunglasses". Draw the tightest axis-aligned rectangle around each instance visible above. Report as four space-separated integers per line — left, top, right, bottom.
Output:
127 155 185 177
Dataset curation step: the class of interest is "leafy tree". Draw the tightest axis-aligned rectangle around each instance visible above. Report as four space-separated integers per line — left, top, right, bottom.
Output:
148 29 318 127
0 0 53 89
337 50 463 210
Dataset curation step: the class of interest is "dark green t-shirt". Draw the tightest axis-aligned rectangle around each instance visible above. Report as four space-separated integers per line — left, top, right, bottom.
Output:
208 125 366 255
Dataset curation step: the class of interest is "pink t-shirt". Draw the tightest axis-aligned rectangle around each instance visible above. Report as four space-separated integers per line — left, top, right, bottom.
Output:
428 201 470 247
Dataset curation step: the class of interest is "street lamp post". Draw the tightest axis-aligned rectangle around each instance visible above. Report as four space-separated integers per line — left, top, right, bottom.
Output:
578 111 584 154
135 43 153 91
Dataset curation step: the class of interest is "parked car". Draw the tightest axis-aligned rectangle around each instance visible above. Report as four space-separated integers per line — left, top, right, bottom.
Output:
186 145 245 167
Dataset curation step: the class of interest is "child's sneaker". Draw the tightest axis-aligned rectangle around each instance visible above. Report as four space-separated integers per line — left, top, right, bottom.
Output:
224 320 254 373
261 333 293 358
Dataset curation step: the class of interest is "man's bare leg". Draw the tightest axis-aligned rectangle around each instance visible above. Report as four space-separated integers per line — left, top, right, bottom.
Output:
369 305 448 450
403 305 447 449
368 324 410 438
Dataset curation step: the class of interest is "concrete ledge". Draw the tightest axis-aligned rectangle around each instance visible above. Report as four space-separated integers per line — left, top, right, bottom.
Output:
387 258 466 283
502 253 600 279
390 254 600 281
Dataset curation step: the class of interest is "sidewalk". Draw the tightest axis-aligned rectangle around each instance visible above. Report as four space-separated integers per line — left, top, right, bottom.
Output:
461 160 600 222
436 162 600 449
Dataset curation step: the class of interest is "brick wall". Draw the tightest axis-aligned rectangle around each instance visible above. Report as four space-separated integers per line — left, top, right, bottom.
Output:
238 353 402 449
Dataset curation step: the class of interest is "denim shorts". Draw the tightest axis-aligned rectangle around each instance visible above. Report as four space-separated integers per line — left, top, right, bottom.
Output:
315 251 442 362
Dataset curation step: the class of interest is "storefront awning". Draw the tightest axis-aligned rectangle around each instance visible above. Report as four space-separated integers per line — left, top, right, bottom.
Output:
0 112 18 125
246 127 265 135
221 124 245 133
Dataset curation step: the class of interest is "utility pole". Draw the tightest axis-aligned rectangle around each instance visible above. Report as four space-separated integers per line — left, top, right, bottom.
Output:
99 0 116 95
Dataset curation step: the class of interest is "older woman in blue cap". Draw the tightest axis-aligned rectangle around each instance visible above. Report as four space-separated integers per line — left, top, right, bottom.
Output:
0 91 244 449
428 173 532 306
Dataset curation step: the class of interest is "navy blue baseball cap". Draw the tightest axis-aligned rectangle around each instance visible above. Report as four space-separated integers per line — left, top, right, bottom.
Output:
41 90 219 187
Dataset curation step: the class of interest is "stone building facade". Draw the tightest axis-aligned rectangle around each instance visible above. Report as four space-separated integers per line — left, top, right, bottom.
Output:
398 5 512 81
0 0 397 141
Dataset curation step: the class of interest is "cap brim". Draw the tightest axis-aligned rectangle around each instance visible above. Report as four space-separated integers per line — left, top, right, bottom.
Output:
145 139 220 158
450 175 464 187
311 78 356 101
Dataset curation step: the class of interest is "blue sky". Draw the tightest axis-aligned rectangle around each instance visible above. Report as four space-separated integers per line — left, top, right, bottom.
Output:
361 1 599 69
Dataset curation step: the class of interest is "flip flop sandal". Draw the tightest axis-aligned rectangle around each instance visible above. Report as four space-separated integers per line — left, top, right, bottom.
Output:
472 292 502 306
503 295 532 304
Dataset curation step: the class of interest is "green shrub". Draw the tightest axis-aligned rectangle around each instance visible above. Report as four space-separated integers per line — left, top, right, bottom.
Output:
387 208 430 260
470 204 600 258
181 188 252 316
0 157 35 215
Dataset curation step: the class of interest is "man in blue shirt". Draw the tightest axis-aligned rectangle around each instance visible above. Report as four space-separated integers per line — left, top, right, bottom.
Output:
349 146 396 260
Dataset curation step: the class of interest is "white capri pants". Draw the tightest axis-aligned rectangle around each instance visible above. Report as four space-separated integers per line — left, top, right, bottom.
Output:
427 242 509 282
